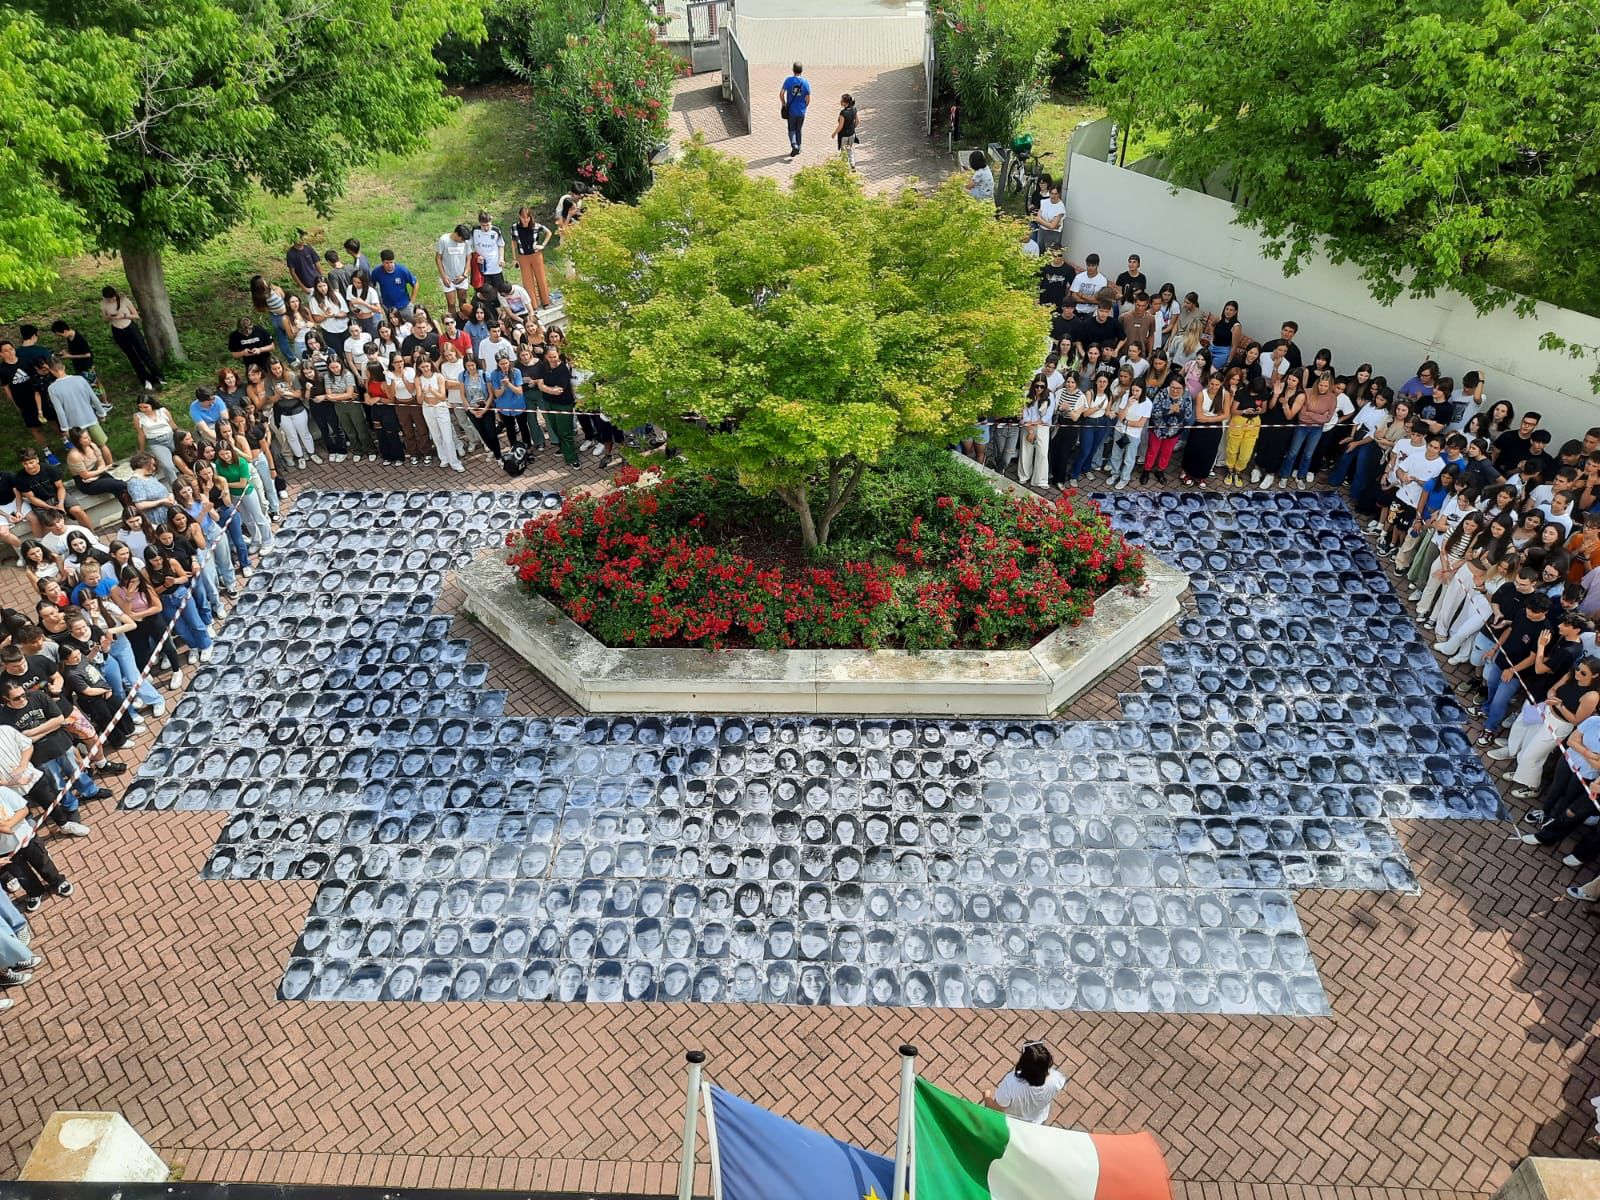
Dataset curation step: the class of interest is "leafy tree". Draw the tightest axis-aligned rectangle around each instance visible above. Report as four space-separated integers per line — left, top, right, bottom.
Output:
15 0 477 366
563 143 1048 550
1064 0 1600 313
932 0 1062 145
0 12 125 293
502 0 678 198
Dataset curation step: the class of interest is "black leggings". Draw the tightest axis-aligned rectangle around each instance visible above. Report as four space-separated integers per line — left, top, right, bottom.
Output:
472 412 501 459
130 613 183 674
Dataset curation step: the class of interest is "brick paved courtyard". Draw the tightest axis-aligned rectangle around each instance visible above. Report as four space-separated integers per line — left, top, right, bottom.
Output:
3 441 1599 1200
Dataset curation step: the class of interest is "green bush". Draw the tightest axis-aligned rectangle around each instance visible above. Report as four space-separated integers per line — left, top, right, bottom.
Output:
933 0 1062 144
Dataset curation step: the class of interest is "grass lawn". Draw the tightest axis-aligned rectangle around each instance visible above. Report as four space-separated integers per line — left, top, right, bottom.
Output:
0 90 562 463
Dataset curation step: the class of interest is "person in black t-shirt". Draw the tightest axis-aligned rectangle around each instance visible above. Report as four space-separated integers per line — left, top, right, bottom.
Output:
531 345 579 466
1479 591 1558 741
1114 254 1149 304
400 314 442 363
833 93 859 169
12 450 93 533
1 341 49 450
227 319 275 378
1492 411 1540 471
1260 321 1303 378
1039 247 1071 310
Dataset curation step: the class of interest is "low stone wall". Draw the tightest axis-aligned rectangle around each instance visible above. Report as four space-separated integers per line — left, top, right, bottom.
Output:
460 546 1186 718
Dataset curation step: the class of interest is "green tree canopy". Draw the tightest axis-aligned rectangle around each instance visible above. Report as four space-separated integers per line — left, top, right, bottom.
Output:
933 0 1062 145
564 143 1049 549
8 0 477 361
1066 0 1600 312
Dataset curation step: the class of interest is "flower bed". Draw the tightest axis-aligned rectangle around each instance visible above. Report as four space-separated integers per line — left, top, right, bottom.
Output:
503 448 1144 652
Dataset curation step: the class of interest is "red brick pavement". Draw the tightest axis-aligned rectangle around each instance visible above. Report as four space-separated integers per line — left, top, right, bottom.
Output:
2 452 1598 1199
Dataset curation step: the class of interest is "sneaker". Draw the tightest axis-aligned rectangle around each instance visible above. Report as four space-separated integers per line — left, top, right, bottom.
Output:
408 456 419 466
296 457 307 469
55 881 73 897
593 444 606 457
1474 732 1497 747
423 456 433 464
1521 808 1545 825
1249 468 1261 484
58 822 90 837
15 955 41 971
149 700 167 718
1447 652 1472 666
1261 474 1275 489
1512 786 1540 801
169 670 185 690
1566 886 1598 901
130 714 146 729
0 970 32 987
368 454 377 463
16 926 30 946
95 761 128 775
310 453 324 465
1486 747 1515 761
17 897 40 914
1366 520 1382 533
1563 854 1585 868
143 381 156 392
450 463 465 473
579 440 594 452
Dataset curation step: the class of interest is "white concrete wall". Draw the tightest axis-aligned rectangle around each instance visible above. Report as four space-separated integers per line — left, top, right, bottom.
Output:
730 8 924 66
1063 155 1600 440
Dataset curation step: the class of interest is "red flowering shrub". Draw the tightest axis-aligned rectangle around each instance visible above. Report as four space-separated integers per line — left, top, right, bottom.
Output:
506 454 1143 651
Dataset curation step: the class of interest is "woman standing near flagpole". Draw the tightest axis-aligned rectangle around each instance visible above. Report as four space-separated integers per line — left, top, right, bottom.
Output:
983 1042 1066 1125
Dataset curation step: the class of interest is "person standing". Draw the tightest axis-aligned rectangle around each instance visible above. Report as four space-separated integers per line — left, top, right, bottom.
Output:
1017 376 1054 488
983 1042 1066 1125
833 94 859 169
532 345 581 467
98 287 163 392
44 358 112 465
436 224 472 311
471 210 508 294
780 63 810 158
374 250 418 318
512 206 554 309
249 273 295 363
415 358 463 473
286 228 322 292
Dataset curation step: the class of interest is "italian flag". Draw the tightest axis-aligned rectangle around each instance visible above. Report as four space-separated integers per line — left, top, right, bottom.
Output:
913 1078 1171 1200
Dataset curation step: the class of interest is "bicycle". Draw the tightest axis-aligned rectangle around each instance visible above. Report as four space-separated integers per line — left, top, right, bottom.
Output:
1008 147 1052 199
945 102 961 155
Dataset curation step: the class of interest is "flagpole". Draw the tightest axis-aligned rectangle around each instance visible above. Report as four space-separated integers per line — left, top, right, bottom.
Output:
677 1050 706 1200
892 1044 917 1200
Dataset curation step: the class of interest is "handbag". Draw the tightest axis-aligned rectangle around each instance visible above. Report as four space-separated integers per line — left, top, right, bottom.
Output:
781 100 790 120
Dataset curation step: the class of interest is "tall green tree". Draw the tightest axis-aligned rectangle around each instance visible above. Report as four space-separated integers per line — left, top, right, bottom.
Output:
1065 0 1600 312
564 143 1048 549
14 0 478 365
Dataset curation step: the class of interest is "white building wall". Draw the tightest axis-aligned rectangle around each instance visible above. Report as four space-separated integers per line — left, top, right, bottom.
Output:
1063 155 1600 439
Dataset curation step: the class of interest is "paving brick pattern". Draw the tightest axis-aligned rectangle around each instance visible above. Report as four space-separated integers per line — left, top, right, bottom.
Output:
3 447 1599 1199
670 68 954 195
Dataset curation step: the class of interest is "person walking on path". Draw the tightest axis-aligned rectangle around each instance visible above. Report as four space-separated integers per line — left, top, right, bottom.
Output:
780 64 810 158
834 94 859 169
982 1042 1067 1125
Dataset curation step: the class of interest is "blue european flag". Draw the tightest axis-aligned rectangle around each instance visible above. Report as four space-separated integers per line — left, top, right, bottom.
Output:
708 1085 897 1200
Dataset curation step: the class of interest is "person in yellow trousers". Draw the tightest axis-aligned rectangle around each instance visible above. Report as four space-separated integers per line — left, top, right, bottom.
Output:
1224 374 1266 486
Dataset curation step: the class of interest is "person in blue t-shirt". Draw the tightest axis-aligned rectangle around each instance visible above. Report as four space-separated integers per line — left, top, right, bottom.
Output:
489 350 531 451
374 249 418 317
189 387 229 439
780 63 810 156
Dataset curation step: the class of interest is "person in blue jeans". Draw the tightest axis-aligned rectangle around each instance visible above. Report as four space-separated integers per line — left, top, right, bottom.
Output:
1477 591 1554 741
1481 608 1585 745
0 889 39 997
780 63 810 156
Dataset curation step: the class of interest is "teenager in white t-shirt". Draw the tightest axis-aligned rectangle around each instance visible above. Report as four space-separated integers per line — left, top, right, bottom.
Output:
1109 381 1151 489
985 1043 1067 1126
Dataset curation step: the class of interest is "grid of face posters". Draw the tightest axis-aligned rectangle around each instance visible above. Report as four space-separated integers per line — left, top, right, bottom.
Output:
119 489 1504 1014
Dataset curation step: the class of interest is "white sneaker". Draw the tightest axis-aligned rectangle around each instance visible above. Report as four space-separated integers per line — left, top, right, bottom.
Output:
579 439 594 452
310 453 324 465
331 453 346 463
1520 833 1542 844
367 454 377 463
1249 468 1261 484
143 381 156 392
1564 854 1584 868
131 714 146 729
170 670 185 690
198 647 213 663
150 701 167 718
1486 747 1515 761
295 457 307 469
1260 474 1275 489
450 463 465 473
591 443 606 456
59 821 91 837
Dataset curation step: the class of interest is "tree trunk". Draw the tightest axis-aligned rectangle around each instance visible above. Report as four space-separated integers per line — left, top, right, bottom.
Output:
120 246 187 367
816 460 867 548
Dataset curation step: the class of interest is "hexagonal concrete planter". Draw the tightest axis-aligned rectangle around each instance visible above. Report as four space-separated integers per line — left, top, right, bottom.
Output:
461 457 1188 717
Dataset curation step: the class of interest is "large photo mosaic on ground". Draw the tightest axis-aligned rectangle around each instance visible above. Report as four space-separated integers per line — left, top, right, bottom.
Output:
119 487 1504 1014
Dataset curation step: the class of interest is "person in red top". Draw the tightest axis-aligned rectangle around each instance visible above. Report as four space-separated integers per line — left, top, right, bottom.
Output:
438 315 473 361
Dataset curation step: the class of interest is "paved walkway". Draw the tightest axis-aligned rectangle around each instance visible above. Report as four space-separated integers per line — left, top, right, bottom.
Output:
2 450 1599 1198
670 68 955 194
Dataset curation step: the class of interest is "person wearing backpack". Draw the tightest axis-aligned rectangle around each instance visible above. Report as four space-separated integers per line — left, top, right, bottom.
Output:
780 63 810 157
